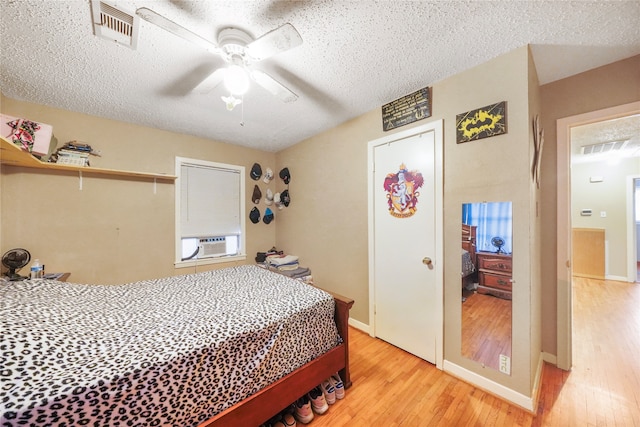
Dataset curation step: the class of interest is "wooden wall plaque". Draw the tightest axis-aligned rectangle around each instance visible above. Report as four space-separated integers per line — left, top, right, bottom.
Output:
382 87 431 131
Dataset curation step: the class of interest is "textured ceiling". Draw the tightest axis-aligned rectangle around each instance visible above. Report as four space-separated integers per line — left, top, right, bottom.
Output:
571 114 640 163
1 0 639 152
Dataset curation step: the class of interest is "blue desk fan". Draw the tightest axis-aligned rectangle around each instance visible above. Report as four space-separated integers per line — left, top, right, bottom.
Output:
491 237 506 254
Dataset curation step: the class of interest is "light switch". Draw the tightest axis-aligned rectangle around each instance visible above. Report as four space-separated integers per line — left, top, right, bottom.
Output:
600 211 607 217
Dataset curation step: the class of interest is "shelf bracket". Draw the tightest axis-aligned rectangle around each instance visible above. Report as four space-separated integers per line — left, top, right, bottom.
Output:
78 170 83 190
154 178 157 194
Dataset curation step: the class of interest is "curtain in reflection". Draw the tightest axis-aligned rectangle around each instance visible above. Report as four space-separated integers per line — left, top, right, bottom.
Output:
462 202 512 253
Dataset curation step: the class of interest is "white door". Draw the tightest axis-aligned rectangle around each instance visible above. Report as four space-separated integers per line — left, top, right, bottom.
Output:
368 120 443 365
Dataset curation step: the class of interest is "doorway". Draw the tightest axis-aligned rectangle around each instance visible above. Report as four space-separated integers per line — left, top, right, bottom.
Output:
367 120 443 368
634 178 640 282
556 101 640 370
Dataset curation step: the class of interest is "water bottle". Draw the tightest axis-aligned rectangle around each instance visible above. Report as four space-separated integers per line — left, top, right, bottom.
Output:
30 259 43 279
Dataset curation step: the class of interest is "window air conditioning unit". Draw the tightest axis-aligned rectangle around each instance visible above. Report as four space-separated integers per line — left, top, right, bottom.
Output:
199 237 228 258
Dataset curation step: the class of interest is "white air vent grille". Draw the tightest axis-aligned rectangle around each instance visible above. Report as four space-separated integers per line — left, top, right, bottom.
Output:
91 1 139 49
199 237 227 258
581 140 628 155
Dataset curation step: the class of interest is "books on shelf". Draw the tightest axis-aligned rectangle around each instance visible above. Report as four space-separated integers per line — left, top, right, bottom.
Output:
56 157 88 166
65 141 93 152
55 147 90 166
56 151 89 166
57 149 89 157
51 140 101 167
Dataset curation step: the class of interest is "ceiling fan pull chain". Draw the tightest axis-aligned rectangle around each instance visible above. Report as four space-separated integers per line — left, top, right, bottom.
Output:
240 95 245 127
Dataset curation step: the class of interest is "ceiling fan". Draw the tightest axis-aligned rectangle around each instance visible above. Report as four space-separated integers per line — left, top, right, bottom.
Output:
135 7 302 109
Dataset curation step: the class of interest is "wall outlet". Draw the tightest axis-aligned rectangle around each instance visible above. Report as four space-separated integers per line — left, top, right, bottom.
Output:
499 354 511 374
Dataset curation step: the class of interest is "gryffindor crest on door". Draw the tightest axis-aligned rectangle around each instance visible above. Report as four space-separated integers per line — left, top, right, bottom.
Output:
383 163 424 218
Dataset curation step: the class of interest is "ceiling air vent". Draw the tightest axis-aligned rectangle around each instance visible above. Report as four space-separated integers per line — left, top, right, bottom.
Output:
91 1 139 49
581 140 628 155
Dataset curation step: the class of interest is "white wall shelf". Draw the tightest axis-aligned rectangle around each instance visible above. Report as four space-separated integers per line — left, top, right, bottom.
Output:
0 136 176 181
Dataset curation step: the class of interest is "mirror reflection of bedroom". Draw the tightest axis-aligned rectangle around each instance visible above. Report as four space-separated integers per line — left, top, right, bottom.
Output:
461 201 513 373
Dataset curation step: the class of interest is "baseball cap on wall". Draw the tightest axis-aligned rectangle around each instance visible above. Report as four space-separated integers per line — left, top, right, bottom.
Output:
252 185 262 204
279 167 290 184
250 163 262 180
263 207 274 224
249 207 260 224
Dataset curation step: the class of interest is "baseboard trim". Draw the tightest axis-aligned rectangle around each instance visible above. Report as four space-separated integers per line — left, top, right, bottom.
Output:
542 351 557 365
443 360 536 412
348 318 369 334
605 274 631 282
530 353 544 414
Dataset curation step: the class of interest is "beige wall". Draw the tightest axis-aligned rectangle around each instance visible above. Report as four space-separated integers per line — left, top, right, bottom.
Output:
274 113 377 324
527 46 543 391
571 156 640 278
442 47 535 395
539 54 640 355
0 94 277 283
277 46 538 396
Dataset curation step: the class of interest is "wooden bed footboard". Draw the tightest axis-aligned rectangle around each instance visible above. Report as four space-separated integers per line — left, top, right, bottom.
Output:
199 292 354 427
327 291 355 389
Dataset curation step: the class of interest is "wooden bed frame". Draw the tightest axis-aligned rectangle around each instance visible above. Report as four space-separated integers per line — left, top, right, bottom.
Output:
462 223 477 292
200 291 354 427
462 223 477 261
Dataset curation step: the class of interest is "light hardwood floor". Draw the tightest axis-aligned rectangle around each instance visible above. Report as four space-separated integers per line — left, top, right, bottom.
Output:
461 292 511 371
304 277 640 426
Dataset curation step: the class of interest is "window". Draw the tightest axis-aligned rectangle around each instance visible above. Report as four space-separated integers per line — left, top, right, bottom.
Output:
462 201 513 254
175 157 246 267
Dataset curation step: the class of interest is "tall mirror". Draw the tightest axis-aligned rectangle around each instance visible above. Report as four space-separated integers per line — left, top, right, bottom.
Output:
461 201 512 374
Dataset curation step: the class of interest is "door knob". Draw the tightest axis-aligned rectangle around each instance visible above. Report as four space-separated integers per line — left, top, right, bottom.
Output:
422 257 432 265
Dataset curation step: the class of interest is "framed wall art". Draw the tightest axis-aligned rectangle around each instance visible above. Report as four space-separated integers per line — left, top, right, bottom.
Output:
456 101 507 144
382 87 432 131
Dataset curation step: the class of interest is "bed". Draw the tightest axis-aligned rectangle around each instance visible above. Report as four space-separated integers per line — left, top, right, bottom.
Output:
0 265 353 427
461 223 477 296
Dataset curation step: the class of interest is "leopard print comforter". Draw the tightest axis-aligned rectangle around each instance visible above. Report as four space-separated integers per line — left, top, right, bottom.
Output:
0 265 339 426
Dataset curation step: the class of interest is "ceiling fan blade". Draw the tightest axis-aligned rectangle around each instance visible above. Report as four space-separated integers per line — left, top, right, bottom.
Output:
193 68 227 94
246 23 303 62
250 69 298 103
136 7 220 54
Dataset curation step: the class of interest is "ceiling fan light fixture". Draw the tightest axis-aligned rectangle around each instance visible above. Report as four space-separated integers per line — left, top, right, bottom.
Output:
135 9 301 103
221 95 242 111
224 65 250 95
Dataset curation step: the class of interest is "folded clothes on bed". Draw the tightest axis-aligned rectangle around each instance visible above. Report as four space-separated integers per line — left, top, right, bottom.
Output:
255 247 283 263
267 254 299 266
275 263 300 271
277 267 311 278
